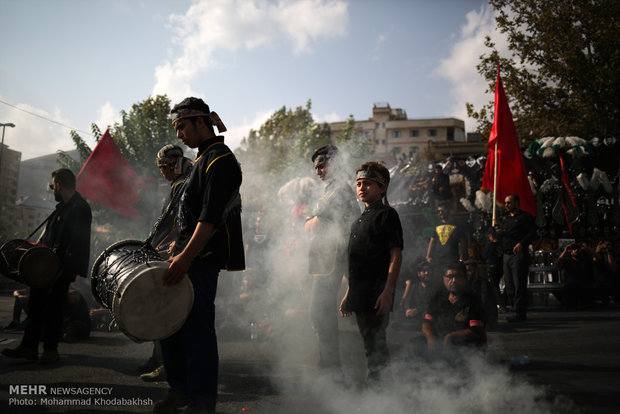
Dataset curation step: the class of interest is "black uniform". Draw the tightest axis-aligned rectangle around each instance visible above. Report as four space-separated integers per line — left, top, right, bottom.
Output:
499 210 536 318
22 192 92 352
345 200 403 380
424 288 486 347
162 136 244 410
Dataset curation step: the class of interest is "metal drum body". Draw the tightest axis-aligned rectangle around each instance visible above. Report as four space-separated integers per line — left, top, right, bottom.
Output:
0 239 60 288
90 239 193 342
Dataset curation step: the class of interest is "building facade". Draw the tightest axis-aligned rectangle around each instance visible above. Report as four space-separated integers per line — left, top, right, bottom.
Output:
328 103 485 164
0 143 21 240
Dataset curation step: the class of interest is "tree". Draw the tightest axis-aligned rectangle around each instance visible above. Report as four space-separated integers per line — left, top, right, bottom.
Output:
467 0 620 144
58 95 177 240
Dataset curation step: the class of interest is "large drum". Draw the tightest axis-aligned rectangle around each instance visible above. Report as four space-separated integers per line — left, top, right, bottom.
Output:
0 239 60 288
90 239 194 342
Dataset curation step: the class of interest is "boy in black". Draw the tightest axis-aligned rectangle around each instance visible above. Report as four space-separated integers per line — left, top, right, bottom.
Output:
340 161 403 384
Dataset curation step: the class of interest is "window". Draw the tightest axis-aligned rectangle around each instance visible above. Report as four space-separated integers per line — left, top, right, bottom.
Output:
392 146 402 154
375 123 379 129
392 131 401 138
363 131 371 139
410 130 419 137
381 140 386 145
428 129 437 137
382 122 386 128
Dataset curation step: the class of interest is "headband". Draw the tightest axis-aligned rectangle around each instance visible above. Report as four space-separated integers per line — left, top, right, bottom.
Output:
356 170 386 186
314 154 329 167
170 109 227 133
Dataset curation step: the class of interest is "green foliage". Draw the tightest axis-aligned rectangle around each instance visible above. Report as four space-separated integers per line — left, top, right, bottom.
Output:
467 0 620 144
236 100 372 214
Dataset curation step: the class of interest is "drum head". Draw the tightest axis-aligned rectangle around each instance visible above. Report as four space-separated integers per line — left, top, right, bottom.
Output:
20 247 61 288
90 239 145 306
113 262 194 342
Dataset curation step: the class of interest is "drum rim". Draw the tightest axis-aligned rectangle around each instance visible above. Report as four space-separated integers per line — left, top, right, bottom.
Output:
90 239 149 305
0 239 59 288
112 262 194 342
19 246 61 288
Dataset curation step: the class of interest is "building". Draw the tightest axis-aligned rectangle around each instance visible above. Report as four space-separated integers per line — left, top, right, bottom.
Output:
11 150 81 240
0 143 21 240
328 103 486 164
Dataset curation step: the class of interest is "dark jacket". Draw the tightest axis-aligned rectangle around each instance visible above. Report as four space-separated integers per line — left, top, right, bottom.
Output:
40 192 92 281
174 137 245 271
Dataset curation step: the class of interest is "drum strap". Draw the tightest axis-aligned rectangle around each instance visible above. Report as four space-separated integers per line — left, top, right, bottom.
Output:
26 211 55 241
145 179 189 248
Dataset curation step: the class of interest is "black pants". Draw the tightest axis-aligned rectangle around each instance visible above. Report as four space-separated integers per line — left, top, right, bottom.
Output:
354 312 390 381
21 278 71 351
503 252 530 317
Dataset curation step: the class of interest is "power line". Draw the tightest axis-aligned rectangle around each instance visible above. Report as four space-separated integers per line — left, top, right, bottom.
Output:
0 98 95 137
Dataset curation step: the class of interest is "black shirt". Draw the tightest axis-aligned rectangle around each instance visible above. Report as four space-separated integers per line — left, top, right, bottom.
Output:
424 288 485 338
174 136 245 270
40 192 92 281
429 221 463 262
346 200 403 312
499 210 536 254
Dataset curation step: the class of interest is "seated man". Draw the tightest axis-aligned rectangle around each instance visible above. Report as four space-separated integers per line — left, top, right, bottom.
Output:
464 259 497 329
403 261 439 325
422 262 486 355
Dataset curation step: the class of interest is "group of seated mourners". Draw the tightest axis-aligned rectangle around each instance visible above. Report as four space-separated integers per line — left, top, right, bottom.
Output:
392 229 620 359
396 260 491 359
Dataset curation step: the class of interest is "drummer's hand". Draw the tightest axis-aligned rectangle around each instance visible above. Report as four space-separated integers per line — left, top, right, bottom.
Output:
165 253 191 285
167 241 175 256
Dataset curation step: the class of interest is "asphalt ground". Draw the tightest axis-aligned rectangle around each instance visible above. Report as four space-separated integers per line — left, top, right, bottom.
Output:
1 289 619 414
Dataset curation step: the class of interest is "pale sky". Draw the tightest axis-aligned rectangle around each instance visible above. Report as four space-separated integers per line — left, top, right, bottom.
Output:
0 0 505 161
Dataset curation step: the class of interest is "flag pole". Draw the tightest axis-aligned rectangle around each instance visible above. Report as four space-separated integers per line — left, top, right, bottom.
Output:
492 139 498 226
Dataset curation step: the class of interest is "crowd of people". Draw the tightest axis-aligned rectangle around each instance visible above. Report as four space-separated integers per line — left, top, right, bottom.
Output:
2 96 619 414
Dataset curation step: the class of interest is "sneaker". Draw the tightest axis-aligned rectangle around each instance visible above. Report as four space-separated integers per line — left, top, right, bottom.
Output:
2 346 38 360
140 365 165 382
138 357 160 374
38 349 59 364
153 391 190 413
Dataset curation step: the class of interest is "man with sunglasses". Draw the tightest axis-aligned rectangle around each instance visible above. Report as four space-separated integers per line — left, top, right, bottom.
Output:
2 168 91 364
496 194 536 322
421 262 486 355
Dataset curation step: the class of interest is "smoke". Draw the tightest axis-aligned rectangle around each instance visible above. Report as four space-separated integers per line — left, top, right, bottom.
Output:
212 139 572 413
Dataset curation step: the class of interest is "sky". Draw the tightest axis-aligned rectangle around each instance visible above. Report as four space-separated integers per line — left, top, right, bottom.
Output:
0 0 506 161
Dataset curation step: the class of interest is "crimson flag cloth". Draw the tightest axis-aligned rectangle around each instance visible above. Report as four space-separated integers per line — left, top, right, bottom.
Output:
76 130 145 217
481 64 536 217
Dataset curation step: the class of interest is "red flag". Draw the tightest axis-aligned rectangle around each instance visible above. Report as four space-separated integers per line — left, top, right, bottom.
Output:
481 63 536 217
76 130 146 217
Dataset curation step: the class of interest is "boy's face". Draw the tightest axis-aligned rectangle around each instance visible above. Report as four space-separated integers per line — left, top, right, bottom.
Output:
356 178 383 205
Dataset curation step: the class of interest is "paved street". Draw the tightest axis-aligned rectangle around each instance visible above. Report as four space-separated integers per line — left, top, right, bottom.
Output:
1 290 619 414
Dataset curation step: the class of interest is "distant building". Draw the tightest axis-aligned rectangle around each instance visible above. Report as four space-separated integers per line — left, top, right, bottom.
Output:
328 103 486 164
0 143 21 240
11 150 80 240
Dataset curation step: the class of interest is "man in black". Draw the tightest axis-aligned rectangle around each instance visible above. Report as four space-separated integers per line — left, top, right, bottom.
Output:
426 203 466 280
140 144 193 382
2 168 92 364
497 194 536 322
156 97 244 414
305 145 358 373
422 262 486 353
